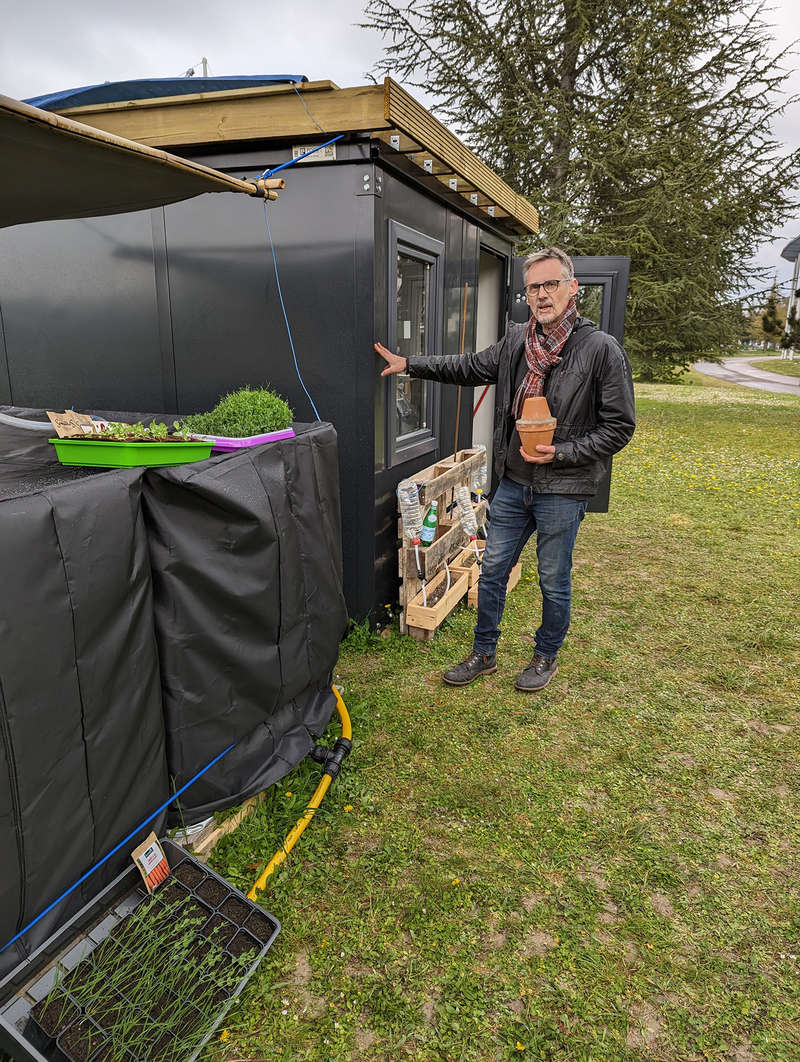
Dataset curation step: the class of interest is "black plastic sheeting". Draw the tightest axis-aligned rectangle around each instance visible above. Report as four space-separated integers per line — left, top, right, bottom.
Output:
0 465 167 979
0 409 348 973
144 427 348 823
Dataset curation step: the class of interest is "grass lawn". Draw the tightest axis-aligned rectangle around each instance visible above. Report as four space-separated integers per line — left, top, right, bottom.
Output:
206 383 800 1062
748 359 800 380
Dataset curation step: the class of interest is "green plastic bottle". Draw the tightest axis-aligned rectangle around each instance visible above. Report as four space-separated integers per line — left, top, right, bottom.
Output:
419 499 438 546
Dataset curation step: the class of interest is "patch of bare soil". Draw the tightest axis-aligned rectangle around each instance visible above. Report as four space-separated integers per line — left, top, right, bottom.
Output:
521 892 546 912
625 1001 662 1050
708 787 736 802
650 893 675 919
518 929 557 957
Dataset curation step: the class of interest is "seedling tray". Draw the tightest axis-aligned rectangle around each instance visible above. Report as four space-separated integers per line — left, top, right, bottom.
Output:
49 439 213 468
189 428 295 451
0 839 279 1062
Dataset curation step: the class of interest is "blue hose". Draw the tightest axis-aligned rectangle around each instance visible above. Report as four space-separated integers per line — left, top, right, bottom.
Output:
0 742 235 956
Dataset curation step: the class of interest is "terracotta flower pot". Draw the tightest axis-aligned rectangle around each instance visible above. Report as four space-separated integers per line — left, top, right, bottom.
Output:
516 416 557 456
520 396 552 420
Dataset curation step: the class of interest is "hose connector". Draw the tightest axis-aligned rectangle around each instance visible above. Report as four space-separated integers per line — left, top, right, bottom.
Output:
309 736 352 781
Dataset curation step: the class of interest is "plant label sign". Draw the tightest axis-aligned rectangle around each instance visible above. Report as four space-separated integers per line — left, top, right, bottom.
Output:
131 832 170 892
47 410 101 437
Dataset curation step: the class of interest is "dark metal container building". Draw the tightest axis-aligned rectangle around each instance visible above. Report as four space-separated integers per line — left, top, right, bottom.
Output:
0 77 540 620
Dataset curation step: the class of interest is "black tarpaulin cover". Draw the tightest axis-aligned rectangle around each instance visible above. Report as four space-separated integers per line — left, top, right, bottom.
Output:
0 413 348 967
0 468 167 977
143 422 348 823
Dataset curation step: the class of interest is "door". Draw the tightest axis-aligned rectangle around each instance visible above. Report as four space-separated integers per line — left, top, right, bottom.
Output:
510 255 631 513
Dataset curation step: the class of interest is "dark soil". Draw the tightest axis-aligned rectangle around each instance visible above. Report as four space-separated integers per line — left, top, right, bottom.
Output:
219 896 250 925
148 990 178 1022
243 909 276 943
227 930 259 962
195 876 229 908
424 582 447 607
57 1018 103 1062
174 1007 201 1039
181 898 211 926
156 881 189 910
31 992 80 1037
64 434 190 443
201 914 237 948
172 861 206 889
62 958 97 1000
86 992 127 1031
91 1044 134 1062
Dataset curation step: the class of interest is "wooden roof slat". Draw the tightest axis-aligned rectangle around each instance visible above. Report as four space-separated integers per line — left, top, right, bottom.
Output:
60 78 538 234
383 79 538 234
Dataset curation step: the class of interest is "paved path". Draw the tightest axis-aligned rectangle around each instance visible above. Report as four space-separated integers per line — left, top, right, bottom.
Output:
694 355 800 395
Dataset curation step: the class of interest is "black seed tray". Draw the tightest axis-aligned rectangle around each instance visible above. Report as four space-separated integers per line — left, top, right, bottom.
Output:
0 839 279 1062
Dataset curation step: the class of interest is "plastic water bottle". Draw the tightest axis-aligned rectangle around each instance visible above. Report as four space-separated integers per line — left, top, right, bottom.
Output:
454 484 478 538
397 480 423 543
419 500 439 546
471 444 488 496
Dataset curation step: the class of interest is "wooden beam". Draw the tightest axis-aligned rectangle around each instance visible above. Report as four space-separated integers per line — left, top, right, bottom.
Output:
61 83 389 148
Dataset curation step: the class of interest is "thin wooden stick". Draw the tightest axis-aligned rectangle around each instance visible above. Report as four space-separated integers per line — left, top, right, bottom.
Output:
453 282 469 455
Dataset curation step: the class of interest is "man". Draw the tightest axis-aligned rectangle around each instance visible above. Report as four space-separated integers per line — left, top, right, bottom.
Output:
376 247 635 691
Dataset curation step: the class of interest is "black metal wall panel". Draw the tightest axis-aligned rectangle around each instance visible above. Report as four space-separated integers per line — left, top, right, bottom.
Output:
0 212 166 410
165 161 376 619
0 304 10 405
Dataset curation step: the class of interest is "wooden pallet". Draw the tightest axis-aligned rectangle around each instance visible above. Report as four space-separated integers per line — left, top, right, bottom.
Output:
466 562 522 607
398 448 486 640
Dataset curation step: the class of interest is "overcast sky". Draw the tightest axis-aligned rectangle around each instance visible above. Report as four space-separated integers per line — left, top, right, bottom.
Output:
3 0 799 296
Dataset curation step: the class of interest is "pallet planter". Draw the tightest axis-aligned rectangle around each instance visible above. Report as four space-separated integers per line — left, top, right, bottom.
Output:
0 839 279 1062
398 448 487 641
450 545 484 588
405 567 469 632
467 561 522 608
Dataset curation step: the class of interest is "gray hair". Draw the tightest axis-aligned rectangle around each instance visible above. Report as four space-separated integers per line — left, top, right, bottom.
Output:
523 247 574 282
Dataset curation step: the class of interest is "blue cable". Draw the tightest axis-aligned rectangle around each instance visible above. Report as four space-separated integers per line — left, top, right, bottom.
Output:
258 134 344 179
0 741 236 956
263 200 321 421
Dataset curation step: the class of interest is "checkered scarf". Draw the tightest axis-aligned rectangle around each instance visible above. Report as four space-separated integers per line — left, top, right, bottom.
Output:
512 297 578 419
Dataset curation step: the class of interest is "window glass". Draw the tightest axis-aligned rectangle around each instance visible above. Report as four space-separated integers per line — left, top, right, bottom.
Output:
395 252 431 441
576 282 605 326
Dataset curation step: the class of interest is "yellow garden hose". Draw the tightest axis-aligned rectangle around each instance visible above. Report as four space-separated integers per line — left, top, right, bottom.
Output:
248 685 352 900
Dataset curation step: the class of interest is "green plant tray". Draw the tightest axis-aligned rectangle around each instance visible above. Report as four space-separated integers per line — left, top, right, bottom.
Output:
50 438 213 468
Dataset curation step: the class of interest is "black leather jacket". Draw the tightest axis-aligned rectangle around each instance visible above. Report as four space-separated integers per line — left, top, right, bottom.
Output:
407 317 636 494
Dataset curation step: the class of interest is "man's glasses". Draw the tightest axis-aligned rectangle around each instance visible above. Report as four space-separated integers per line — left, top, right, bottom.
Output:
525 279 565 296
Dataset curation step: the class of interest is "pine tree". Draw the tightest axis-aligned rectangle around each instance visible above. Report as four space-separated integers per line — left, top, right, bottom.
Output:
362 0 800 379
761 285 785 347
780 306 800 353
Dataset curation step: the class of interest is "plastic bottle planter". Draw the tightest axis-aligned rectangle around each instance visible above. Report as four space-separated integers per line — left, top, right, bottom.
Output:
49 438 213 469
188 428 295 451
0 839 279 1062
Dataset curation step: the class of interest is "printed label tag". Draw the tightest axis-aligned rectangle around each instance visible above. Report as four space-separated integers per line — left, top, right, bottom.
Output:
46 410 99 438
131 832 170 892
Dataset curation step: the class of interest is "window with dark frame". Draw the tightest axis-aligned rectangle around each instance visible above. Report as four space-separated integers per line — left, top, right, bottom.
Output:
388 222 443 466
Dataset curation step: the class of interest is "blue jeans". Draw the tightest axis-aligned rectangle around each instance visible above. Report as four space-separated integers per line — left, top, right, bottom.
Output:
473 479 587 659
